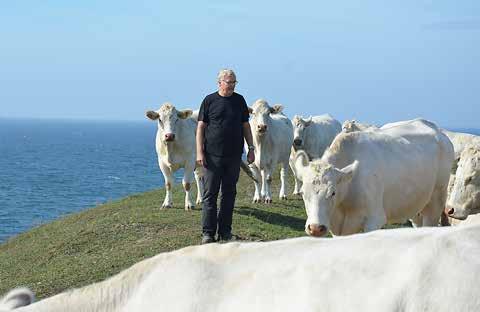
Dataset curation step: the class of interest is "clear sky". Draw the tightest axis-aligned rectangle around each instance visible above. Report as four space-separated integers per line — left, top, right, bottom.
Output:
1 1 479 128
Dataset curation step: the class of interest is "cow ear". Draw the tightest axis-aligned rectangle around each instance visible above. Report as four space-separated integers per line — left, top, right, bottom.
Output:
337 160 358 185
270 104 284 114
294 150 309 181
1 288 35 309
146 111 159 120
304 116 312 126
248 107 254 114
177 109 193 119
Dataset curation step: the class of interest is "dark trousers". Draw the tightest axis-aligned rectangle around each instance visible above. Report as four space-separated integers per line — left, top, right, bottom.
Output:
202 153 241 237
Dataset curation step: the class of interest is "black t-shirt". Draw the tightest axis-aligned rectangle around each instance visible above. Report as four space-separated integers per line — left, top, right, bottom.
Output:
198 92 249 157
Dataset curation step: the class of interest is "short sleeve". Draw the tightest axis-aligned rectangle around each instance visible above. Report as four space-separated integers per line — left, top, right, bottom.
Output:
240 96 249 123
198 97 209 123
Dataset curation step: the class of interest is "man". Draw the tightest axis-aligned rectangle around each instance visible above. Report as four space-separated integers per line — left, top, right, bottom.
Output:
196 69 255 244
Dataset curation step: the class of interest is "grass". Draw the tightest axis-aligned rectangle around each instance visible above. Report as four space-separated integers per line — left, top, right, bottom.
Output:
0 171 309 299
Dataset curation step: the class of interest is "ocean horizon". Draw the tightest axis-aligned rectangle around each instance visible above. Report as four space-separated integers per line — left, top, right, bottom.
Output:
0 118 184 243
0 117 479 243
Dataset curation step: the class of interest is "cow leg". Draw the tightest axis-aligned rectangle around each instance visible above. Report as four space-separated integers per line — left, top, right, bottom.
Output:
289 158 302 196
263 168 273 204
363 194 387 232
279 162 288 200
250 164 263 203
409 214 423 228
364 214 387 232
194 167 204 205
159 161 174 209
421 187 446 226
183 164 195 211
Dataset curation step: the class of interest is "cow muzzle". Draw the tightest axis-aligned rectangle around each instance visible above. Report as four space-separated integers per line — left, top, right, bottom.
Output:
293 138 302 147
306 224 328 237
164 133 175 142
445 205 468 220
257 124 267 134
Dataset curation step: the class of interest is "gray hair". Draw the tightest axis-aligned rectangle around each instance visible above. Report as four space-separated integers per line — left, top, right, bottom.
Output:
217 69 236 82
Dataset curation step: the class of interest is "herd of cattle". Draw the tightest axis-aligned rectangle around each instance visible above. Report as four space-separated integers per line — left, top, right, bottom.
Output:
2 99 480 311
146 100 480 236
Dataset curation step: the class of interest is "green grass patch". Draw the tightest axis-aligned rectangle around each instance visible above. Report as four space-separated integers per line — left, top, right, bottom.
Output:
0 171 308 298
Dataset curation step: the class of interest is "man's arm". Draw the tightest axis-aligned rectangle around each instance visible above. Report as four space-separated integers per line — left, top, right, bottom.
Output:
243 122 255 164
196 121 207 167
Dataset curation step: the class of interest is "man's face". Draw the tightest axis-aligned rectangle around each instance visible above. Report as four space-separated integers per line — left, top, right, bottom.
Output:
218 74 237 96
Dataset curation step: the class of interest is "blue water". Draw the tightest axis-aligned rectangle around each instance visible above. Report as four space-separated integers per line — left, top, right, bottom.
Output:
0 119 478 243
0 118 180 243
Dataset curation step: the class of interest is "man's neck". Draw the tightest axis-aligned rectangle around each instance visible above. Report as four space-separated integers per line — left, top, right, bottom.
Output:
218 90 233 97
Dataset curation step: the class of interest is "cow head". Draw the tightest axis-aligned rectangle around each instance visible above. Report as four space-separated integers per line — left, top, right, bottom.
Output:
342 120 358 133
249 99 283 137
294 150 358 237
446 144 480 220
146 103 193 142
292 115 312 149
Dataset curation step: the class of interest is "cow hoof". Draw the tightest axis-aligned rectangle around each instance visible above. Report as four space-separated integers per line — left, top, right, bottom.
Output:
264 198 272 204
253 197 262 203
280 195 288 200
292 192 302 196
161 204 172 209
185 205 195 211
196 200 203 205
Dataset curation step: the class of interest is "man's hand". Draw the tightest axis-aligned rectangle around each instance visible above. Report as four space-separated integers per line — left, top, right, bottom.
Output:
196 151 207 167
247 149 255 164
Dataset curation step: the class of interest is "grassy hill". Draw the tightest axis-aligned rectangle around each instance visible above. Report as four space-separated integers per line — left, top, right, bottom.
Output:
0 171 308 299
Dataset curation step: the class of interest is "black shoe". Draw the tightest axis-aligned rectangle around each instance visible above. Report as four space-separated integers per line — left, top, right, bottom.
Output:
218 233 234 242
201 234 215 244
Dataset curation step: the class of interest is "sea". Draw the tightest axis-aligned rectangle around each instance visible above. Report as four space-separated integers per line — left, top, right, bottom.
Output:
0 118 178 243
0 118 479 243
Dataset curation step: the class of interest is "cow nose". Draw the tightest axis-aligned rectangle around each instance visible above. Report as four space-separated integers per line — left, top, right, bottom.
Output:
257 125 267 133
165 133 175 142
446 206 455 216
307 224 327 237
293 139 302 146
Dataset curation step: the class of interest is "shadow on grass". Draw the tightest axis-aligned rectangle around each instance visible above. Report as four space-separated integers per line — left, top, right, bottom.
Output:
236 206 305 231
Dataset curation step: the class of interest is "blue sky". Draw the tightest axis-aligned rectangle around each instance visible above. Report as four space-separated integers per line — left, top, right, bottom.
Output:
1 1 479 128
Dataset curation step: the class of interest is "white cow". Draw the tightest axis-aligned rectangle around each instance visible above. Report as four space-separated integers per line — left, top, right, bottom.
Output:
341 119 378 133
449 213 480 226
442 129 480 163
3 225 480 312
446 144 480 220
248 99 293 203
290 114 341 195
146 103 203 210
294 119 454 237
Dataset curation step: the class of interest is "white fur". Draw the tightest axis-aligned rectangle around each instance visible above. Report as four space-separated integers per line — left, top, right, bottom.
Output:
295 118 454 236
3 226 480 311
146 103 204 210
446 144 480 219
443 129 480 163
248 99 293 203
290 114 341 195
341 119 378 133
